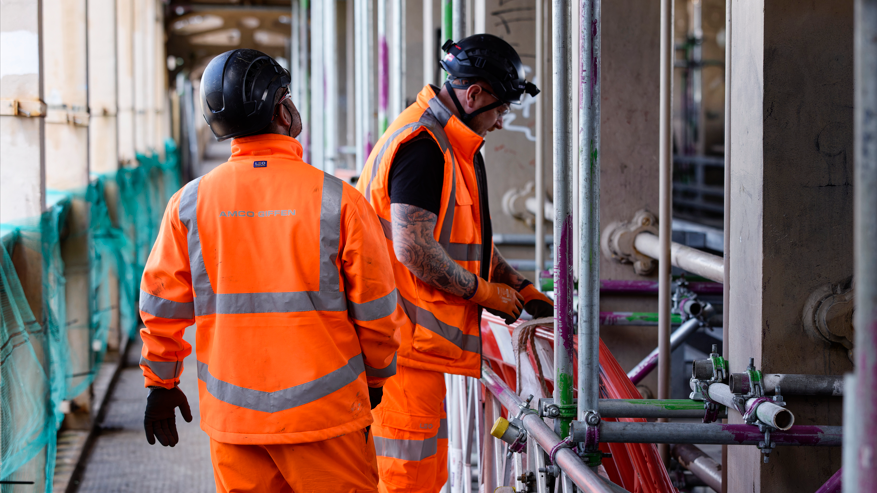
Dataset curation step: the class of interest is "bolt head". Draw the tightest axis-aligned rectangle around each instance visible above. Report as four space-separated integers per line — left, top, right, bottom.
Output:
586 413 601 425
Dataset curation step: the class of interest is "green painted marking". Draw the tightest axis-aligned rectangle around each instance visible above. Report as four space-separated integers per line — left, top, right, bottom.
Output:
557 373 574 438
620 399 706 411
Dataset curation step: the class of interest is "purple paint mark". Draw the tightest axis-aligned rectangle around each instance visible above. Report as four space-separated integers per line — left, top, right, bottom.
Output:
720 424 841 446
628 353 658 385
379 36 389 112
814 467 843 493
598 279 722 295
555 215 575 359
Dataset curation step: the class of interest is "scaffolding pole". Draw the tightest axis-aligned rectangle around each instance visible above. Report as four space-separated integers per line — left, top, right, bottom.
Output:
846 0 877 491
534 0 547 289
578 0 601 427
389 0 404 120
377 0 388 134
552 0 575 440
423 0 435 87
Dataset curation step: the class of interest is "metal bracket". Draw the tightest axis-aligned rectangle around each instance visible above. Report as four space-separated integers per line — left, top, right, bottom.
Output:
0 99 47 117
601 209 659 275
537 398 576 419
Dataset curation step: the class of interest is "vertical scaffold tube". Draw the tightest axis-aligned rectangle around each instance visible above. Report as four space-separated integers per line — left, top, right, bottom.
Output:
846 1 877 491
657 0 674 458
552 0 574 439
291 1 300 108
299 0 310 162
443 0 453 42
423 0 435 87
390 0 404 120
377 0 388 134
721 2 732 487
534 0 546 287
452 0 465 43
324 0 337 174
578 0 601 424
310 0 324 170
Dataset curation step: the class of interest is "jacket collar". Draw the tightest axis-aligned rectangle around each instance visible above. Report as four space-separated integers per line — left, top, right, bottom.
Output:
416 85 485 162
229 134 304 161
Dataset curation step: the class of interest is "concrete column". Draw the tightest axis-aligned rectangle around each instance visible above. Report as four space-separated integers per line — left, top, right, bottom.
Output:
87 0 121 354
0 2 48 488
133 0 148 154
0 0 45 223
43 0 93 428
728 1 853 492
153 0 167 160
116 0 135 165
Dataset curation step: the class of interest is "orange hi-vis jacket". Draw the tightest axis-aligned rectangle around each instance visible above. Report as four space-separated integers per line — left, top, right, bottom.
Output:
139 134 404 445
357 85 493 378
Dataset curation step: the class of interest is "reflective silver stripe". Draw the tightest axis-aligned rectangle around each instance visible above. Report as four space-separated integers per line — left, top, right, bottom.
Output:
320 174 343 290
194 290 348 316
446 243 482 262
398 295 481 354
348 289 398 322
437 418 448 440
365 353 397 379
139 290 195 319
427 96 454 127
197 354 365 414
140 356 183 381
374 434 439 461
179 177 214 298
180 174 350 317
380 217 393 240
365 121 424 199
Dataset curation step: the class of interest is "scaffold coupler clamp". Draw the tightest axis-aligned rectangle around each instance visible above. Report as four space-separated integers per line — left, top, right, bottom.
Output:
756 424 777 464
490 395 533 454
690 379 721 423
579 411 604 466
548 436 575 466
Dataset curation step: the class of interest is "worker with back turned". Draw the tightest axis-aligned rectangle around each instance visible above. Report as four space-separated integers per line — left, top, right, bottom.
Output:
356 34 555 492
138 49 403 493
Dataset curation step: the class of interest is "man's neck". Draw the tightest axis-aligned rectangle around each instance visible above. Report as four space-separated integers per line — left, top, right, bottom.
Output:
436 85 462 121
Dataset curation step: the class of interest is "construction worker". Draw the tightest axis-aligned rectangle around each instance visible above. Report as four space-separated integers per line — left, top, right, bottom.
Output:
356 35 555 492
138 49 403 493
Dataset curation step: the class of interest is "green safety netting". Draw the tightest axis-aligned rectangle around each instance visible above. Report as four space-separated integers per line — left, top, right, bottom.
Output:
0 140 180 491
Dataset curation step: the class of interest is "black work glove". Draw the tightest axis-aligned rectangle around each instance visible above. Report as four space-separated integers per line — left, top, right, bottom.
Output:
144 386 192 447
519 280 555 320
368 386 384 410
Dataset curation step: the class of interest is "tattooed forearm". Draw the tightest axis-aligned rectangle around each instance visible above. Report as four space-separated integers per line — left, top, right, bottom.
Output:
491 246 528 291
391 203 477 298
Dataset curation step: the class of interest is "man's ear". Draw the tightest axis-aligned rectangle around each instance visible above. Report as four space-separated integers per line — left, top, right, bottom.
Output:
466 84 483 104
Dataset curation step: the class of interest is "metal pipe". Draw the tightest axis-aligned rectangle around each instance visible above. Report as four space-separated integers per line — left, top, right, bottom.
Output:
578 0 601 426
423 0 434 87
671 444 722 492
298 0 310 162
627 317 702 384
354 0 364 171
634 232 724 283
452 0 464 42
598 399 723 419
848 0 877 491
481 388 498 493
759 374 844 397
580 422 843 447
721 2 732 489
324 0 337 174
552 0 575 440
657 0 675 443
534 0 546 290
816 467 843 493
390 0 404 120
481 364 613 493
699 382 795 431
310 0 325 170
377 0 388 135
600 311 684 326
442 0 452 41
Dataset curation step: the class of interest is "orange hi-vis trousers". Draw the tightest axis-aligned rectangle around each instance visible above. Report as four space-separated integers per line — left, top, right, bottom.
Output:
209 429 379 493
372 366 449 493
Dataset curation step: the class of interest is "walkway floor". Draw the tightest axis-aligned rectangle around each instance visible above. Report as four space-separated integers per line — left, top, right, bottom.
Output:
76 329 215 492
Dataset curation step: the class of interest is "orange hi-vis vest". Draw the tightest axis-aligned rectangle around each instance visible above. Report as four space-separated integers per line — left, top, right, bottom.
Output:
357 85 493 378
139 134 404 445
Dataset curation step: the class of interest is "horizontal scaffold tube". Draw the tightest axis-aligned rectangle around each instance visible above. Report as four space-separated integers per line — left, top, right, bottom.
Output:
671 444 722 492
634 232 724 283
698 382 795 430
760 373 844 396
571 421 842 446
598 399 724 419
481 363 613 493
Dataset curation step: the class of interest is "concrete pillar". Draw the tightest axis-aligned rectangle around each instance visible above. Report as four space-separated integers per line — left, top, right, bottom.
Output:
133 0 148 154
0 0 45 223
43 0 93 429
116 0 135 165
153 0 167 160
87 0 122 354
0 2 48 488
728 1 853 491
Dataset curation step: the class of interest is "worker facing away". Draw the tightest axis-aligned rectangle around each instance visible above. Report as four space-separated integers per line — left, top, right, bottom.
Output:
138 48 404 493
357 34 554 492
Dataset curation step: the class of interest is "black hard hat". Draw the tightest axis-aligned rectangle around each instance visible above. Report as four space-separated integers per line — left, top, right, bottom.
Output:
440 34 540 105
200 49 291 141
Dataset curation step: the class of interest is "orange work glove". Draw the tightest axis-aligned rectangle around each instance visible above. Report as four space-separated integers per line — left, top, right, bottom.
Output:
519 280 554 319
466 277 524 324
